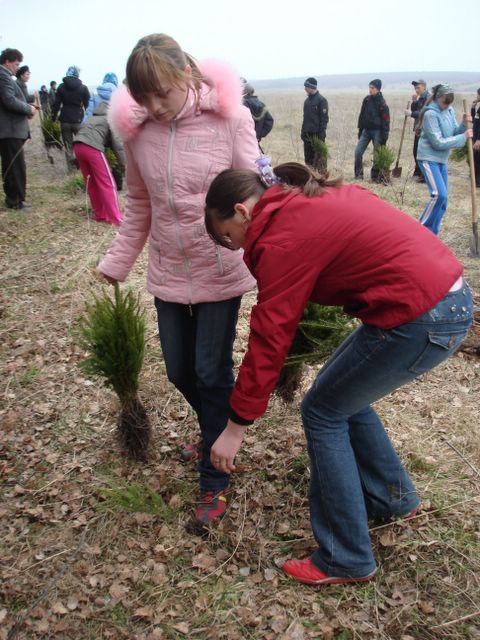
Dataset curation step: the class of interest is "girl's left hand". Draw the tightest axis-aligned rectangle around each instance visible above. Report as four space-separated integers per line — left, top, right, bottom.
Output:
211 420 247 473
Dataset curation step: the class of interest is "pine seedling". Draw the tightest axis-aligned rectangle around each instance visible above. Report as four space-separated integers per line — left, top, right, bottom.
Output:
308 134 329 174
78 283 151 461
276 302 355 403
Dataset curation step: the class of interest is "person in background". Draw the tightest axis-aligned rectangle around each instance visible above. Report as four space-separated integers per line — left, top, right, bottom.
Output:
51 66 90 171
354 79 390 182
242 81 273 150
407 79 430 181
0 48 36 210
301 77 329 168
48 80 57 111
83 72 118 122
73 80 123 225
204 160 473 587
15 65 34 104
471 88 480 188
39 84 50 116
416 84 471 234
96 33 258 530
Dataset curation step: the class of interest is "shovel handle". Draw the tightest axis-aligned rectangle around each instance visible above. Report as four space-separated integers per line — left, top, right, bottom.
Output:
463 99 478 226
395 101 410 168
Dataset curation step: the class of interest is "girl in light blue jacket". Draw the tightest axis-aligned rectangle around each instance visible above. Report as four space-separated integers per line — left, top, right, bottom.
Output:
417 84 471 234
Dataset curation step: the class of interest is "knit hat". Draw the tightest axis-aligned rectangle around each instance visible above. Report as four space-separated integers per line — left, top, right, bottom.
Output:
102 72 118 87
243 82 254 96
66 65 80 78
304 77 317 89
432 83 454 99
369 78 382 90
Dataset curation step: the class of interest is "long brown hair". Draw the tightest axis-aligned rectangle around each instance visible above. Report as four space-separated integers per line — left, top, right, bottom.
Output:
126 34 204 105
205 162 342 249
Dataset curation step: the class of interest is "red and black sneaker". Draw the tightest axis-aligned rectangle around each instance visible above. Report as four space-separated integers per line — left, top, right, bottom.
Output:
185 489 228 535
179 440 202 463
282 558 377 586
194 489 228 524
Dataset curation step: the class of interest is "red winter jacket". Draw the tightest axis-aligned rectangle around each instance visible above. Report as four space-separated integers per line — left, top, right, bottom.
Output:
229 184 463 423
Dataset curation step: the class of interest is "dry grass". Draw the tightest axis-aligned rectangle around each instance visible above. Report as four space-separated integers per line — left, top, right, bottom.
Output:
0 93 479 640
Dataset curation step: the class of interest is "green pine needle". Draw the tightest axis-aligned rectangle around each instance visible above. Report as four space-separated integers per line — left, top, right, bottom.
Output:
78 283 146 405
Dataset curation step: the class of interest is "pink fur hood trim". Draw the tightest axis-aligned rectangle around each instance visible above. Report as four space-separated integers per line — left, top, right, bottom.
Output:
108 59 243 141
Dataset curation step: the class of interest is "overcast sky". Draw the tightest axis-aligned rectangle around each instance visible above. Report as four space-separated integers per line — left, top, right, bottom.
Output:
1 0 477 88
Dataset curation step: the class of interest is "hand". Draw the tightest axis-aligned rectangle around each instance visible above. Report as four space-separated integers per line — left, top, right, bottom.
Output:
411 94 417 102
465 129 473 140
95 270 117 285
210 420 247 473
405 109 412 117
473 140 480 151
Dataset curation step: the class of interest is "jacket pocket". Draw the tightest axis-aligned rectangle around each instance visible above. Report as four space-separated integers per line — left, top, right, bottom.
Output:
408 329 468 375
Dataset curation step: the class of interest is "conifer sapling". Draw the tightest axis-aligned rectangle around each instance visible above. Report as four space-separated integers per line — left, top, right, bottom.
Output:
276 302 355 403
78 283 151 461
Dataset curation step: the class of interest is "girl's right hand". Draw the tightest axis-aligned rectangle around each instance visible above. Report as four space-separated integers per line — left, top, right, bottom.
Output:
95 270 117 285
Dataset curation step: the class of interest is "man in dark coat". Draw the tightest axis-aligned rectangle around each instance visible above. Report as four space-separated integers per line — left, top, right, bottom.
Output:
0 48 36 209
354 79 390 182
301 77 329 167
409 79 430 181
51 66 90 171
242 82 274 148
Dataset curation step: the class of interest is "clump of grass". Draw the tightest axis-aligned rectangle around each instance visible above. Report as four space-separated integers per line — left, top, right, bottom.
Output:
97 478 174 518
62 174 85 195
77 283 151 461
276 303 355 403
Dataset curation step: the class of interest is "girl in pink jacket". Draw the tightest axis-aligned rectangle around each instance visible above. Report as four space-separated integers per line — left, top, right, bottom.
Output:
97 34 258 529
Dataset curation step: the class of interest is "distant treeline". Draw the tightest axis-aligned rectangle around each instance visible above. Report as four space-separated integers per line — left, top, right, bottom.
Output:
252 71 479 92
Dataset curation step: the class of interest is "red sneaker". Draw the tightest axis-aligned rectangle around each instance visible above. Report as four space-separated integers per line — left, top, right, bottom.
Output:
194 489 228 525
282 558 376 585
179 440 202 463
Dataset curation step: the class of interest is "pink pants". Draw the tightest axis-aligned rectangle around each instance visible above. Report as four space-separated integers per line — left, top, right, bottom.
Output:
73 143 122 225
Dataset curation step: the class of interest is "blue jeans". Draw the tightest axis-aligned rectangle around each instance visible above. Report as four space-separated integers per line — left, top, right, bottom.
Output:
354 129 382 180
300 283 473 578
155 296 242 492
418 160 448 235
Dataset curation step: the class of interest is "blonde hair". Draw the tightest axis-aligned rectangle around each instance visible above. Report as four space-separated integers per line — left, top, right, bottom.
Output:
126 33 205 105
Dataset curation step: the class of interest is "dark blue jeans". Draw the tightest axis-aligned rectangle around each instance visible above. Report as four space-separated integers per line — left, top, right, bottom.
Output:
155 296 241 492
300 283 473 578
354 128 382 180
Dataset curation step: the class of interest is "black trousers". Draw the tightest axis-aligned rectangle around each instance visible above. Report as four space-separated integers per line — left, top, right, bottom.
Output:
0 138 26 207
413 134 422 176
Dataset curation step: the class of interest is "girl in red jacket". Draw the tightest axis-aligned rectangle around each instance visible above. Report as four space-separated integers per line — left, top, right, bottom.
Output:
205 162 473 585
96 34 258 529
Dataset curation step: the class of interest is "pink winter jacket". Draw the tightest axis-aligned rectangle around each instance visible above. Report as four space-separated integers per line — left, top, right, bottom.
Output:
97 61 258 304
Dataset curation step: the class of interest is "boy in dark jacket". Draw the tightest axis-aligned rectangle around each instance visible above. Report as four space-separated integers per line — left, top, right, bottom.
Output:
242 83 274 148
354 79 390 182
51 66 90 171
301 77 329 167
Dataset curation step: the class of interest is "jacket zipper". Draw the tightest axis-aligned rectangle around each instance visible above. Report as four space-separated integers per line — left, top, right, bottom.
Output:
166 120 193 306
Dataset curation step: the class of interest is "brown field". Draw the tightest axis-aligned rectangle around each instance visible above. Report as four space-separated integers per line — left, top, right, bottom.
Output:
0 91 479 640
